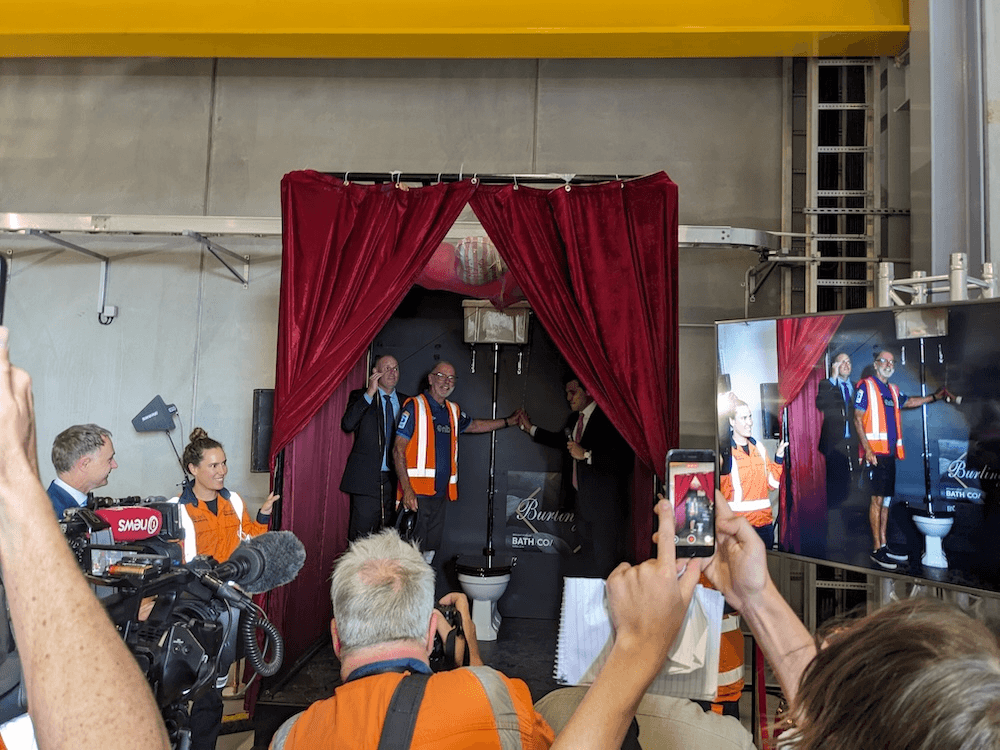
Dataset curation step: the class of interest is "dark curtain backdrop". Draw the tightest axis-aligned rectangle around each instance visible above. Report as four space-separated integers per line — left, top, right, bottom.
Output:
267 171 679 682
776 315 843 551
470 175 679 561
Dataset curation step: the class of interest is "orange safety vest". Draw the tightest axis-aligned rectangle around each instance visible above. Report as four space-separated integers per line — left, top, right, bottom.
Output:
859 377 905 459
401 394 460 501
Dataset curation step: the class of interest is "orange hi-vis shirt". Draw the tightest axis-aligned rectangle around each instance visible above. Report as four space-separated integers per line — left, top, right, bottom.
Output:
175 489 268 563
720 438 783 529
278 668 554 749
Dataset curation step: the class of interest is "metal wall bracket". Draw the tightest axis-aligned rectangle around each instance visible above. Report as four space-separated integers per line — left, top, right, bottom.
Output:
182 230 250 288
25 229 115 322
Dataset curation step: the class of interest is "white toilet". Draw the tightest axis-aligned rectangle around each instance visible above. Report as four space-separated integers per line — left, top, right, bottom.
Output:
909 503 955 569
456 555 515 641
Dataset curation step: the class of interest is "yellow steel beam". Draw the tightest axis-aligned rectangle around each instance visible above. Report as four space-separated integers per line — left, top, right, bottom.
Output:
0 1 908 59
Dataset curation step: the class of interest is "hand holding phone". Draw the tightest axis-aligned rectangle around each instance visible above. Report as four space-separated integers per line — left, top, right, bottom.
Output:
665 449 716 557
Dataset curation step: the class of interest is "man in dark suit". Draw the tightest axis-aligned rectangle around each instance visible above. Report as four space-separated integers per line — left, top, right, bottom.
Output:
340 355 410 540
47 423 118 519
518 375 634 578
815 352 859 508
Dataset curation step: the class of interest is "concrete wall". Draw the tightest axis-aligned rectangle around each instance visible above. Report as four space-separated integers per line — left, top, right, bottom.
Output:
0 57 784 506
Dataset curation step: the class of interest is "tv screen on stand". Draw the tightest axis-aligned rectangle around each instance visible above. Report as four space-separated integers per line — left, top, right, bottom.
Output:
716 298 1000 595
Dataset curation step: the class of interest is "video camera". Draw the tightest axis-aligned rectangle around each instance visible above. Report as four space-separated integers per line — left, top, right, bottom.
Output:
62 495 184 580
60 495 305 750
429 603 469 672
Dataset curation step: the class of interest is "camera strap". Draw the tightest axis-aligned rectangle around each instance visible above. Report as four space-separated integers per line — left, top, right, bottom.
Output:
378 672 430 750
378 667 526 750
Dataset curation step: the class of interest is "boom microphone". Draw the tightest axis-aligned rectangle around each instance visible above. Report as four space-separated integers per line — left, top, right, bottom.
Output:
213 531 306 595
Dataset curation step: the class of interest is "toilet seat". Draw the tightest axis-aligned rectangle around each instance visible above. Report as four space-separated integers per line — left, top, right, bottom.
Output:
455 554 515 577
906 501 956 519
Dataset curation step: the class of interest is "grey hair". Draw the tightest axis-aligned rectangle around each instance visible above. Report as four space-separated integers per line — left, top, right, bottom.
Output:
787 597 1000 750
330 529 435 656
51 424 112 474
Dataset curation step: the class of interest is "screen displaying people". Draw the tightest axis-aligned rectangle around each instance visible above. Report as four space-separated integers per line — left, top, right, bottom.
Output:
716 301 1000 593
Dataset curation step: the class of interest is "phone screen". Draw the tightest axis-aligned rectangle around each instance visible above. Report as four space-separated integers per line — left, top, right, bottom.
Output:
666 450 715 556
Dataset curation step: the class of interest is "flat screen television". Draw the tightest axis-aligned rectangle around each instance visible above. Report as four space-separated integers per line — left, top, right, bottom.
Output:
716 298 1000 595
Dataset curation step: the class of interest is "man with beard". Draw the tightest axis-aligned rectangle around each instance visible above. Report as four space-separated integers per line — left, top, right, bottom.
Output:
854 350 945 569
394 361 523 564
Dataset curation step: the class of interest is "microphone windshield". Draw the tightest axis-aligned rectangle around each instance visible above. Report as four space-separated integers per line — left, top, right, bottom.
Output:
218 531 306 595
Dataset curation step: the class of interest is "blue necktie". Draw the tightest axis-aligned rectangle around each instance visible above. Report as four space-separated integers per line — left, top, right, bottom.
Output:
841 382 851 438
384 395 395 465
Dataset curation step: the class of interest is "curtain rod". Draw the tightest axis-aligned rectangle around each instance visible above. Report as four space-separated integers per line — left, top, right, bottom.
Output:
323 172 641 186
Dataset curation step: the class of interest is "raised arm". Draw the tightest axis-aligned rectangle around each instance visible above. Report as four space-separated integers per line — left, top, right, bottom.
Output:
701 492 816 703
550 497 703 749
0 328 170 750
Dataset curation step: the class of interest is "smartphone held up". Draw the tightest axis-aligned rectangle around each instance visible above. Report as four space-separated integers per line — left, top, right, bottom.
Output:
665 449 716 557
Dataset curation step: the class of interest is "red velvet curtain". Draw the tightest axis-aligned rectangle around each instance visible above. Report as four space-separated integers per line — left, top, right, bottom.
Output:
270 171 478 466
267 171 679 681
264 172 476 694
776 315 843 550
469 174 679 562
261 358 364 664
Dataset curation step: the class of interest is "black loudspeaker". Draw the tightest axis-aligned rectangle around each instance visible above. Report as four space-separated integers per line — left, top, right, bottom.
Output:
251 389 275 473
759 382 782 440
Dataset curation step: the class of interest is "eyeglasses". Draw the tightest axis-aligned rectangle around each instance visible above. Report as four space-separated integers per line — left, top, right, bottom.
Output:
876 358 895 366
432 373 457 383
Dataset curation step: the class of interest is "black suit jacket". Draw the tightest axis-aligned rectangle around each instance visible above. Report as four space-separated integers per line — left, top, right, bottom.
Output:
816 379 857 455
533 406 634 521
339 388 410 496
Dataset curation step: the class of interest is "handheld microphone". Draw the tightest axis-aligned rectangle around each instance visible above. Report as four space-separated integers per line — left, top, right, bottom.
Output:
212 531 306 595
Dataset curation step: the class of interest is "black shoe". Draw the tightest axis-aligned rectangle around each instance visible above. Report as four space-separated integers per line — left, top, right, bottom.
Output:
870 547 898 570
884 545 908 562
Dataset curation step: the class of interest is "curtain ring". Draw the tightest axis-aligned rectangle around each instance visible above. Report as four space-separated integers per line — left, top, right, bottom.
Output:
512 174 519 190
472 173 479 185
437 172 443 184
391 170 402 186
343 171 350 186
564 183 571 192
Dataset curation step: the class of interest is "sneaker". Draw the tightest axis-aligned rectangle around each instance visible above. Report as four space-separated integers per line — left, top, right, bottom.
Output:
884 545 908 562
870 547 898 570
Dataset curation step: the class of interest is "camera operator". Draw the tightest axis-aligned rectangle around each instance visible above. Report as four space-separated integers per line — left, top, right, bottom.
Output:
45 423 118 520
0 328 169 750
270 529 555 749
